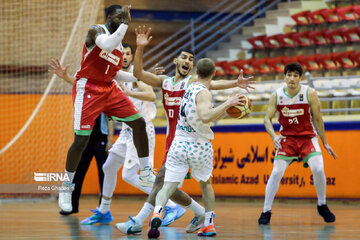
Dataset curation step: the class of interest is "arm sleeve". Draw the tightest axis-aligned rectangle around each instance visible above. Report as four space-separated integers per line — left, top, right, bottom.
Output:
95 24 128 52
114 70 138 82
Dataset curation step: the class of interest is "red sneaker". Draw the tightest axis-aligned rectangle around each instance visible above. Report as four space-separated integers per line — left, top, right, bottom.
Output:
198 224 216 237
147 213 162 238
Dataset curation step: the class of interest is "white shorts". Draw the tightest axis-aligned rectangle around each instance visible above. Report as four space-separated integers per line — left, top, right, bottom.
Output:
109 122 155 169
164 137 213 184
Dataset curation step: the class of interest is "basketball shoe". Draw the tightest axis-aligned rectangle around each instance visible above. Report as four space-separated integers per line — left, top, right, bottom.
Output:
317 205 335 223
58 182 74 213
115 216 142 235
161 205 186 226
147 213 162 238
198 224 216 237
80 208 113 225
258 211 271 225
139 166 156 187
186 215 205 233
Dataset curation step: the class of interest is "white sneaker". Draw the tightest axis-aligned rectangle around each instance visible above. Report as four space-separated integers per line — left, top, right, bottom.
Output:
115 216 142 235
58 182 74 213
139 166 156 187
186 215 205 233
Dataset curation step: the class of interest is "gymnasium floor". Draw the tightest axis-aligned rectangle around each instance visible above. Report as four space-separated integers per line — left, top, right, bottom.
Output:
0 197 359 239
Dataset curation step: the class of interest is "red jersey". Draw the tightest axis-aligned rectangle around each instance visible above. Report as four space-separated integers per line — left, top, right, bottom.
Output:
276 85 317 138
76 25 123 83
162 75 192 152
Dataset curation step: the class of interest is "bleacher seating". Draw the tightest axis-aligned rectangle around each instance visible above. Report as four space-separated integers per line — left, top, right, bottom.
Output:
209 2 360 118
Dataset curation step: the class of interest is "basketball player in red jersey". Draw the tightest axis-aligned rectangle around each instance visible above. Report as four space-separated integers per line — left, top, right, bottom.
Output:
115 26 255 235
258 63 337 225
59 5 154 218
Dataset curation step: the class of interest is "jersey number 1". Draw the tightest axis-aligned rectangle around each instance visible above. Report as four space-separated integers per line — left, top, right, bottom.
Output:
105 65 110 74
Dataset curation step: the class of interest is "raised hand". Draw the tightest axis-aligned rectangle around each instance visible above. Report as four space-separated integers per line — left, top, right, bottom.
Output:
121 5 131 24
323 142 338 160
48 58 69 79
135 25 152 47
236 69 256 93
152 64 165 75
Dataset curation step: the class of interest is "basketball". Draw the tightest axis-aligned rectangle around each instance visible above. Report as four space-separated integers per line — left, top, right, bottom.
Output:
226 94 252 119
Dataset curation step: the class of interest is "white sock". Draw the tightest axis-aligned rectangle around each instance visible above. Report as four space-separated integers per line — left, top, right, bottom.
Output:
99 197 112 213
165 199 177 208
186 198 205 216
154 205 164 215
139 156 150 170
65 170 75 184
307 155 327 206
263 160 289 212
204 211 215 226
135 202 154 224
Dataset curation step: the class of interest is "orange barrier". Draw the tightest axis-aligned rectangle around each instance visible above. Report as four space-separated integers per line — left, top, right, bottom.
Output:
83 125 360 199
1 94 359 199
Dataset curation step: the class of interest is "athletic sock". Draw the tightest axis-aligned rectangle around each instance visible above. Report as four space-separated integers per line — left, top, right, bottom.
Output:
99 197 112 214
186 198 205 216
204 211 215 226
139 156 150 170
65 170 75 184
135 202 154 224
165 199 177 208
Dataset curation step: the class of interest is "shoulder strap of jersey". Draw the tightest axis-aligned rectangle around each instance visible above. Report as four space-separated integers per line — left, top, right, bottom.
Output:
162 76 173 88
98 24 110 35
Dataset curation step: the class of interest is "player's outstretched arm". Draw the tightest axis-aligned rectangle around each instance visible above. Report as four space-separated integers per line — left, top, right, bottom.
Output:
118 81 156 102
106 118 114 151
264 93 284 150
48 58 75 85
114 70 137 82
209 69 256 92
309 88 338 159
134 25 166 88
197 90 245 123
86 5 131 52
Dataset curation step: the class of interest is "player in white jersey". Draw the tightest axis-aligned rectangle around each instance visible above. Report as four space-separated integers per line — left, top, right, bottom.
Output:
147 58 246 238
258 63 337 225
116 26 255 236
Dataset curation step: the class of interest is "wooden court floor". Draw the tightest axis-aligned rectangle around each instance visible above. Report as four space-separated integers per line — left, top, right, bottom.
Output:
0 197 359 239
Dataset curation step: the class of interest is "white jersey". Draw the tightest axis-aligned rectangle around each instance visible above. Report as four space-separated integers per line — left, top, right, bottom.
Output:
122 65 156 130
175 82 214 140
110 65 156 169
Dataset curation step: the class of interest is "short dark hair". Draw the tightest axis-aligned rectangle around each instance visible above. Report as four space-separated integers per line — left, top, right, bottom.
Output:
122 43 133 54
196 58 215 78
105 5 122 19
176 49 194 58
284 63 303 76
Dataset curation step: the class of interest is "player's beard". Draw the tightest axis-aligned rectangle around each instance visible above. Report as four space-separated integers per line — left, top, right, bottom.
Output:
110 21 120 31
177 63 188 77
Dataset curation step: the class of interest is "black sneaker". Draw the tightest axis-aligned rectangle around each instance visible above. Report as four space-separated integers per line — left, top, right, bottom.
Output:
59 209 79 216
317 205 335 223
258 211 271 225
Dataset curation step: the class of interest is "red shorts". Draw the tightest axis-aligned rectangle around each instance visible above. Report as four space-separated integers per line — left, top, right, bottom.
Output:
72 78 140 135
275 135 322 167
162 135 175 165
162 149 169 165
